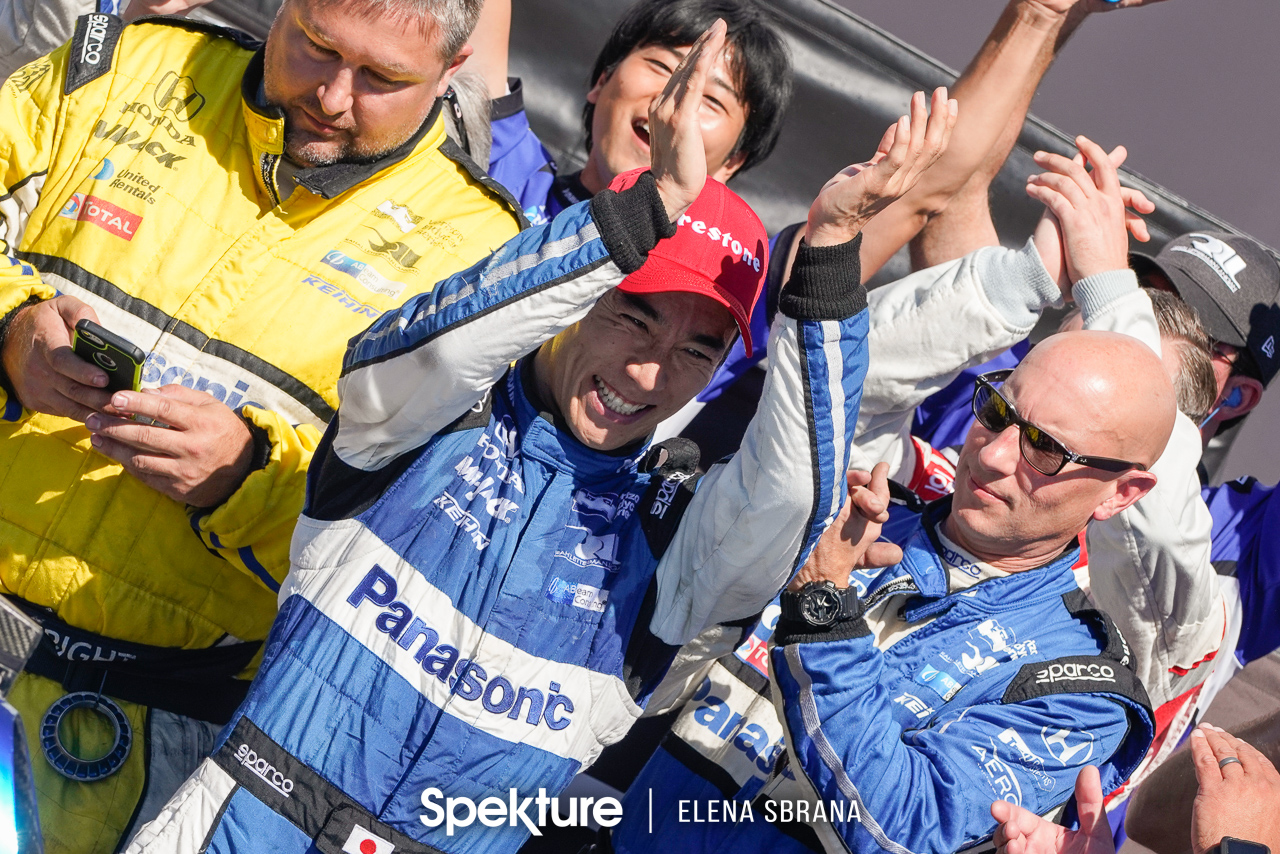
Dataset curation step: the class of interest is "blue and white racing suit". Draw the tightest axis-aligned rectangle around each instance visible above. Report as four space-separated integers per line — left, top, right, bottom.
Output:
129 174 871 853
611 497 1156 854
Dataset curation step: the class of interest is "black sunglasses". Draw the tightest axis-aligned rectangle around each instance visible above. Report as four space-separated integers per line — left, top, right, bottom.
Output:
971 370 1147 477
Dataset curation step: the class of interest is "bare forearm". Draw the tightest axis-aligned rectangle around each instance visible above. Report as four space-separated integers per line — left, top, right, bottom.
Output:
466 0 511 100
860 0 1067 279
1127 709 1280 854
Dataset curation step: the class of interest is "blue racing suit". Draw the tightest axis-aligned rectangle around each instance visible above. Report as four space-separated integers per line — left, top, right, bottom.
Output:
611 497 1155 854
128 174 871 854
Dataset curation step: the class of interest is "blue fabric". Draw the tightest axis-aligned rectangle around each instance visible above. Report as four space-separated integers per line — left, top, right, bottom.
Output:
488 109 557 227
196 188 873 853
615 503 1154 854
1202 477 1280 663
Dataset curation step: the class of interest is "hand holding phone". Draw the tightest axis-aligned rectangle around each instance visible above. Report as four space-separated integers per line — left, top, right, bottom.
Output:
71 320 144 393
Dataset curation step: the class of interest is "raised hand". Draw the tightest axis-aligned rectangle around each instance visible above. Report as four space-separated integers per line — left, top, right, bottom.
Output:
1024 0 1172 16
787 462 903 592
0 295 113 421
1190 725 1280 854
806 87 957 248
122 0 214 20
991 765 1115 854
1026 135 1155 289
85 385 256 508
648 19 727 222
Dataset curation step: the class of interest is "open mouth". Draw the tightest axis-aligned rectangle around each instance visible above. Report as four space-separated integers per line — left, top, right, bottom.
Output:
632 118 651 150
592 376 651 419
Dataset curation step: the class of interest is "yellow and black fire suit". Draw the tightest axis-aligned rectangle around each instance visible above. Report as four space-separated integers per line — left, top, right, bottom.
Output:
0 13 521 851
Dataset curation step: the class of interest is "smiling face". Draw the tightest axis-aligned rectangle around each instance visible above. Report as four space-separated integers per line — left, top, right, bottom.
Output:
533 290 736 450
263 0 469 167
580 42 748 194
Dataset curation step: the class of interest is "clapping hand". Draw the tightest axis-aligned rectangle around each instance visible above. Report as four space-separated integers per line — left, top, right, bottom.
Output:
805 88 958 248
1026 136 1156 295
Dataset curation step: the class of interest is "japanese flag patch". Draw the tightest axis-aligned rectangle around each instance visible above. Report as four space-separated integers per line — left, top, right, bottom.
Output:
341 824 395 854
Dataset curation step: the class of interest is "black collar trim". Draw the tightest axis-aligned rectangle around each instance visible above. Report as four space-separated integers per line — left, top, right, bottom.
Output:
240 49 445 200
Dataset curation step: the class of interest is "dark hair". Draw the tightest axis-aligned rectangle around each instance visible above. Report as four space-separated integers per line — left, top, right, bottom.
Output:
584 0 792 176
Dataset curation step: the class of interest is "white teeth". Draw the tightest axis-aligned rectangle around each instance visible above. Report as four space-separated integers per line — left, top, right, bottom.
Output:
637 119 650 134
595 377 646 415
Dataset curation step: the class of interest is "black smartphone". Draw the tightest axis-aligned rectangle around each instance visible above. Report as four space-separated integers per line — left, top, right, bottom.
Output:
71 319 144 393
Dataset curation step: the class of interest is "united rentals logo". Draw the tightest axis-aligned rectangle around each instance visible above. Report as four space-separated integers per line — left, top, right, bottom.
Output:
234 742 294 798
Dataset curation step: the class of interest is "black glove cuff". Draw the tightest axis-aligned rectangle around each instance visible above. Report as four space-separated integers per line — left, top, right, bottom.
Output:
589 170 677 275
779 233 867 321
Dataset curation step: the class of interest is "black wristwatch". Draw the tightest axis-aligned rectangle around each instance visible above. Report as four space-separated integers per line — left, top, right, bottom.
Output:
780 581 860 629
1211 839 1271 854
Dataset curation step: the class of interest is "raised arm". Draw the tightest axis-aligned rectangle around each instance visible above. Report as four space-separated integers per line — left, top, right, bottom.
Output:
1028 136 1224 707
331 20 726 472
651 92 954 642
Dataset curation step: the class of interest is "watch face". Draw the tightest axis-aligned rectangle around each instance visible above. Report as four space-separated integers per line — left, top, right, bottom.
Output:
801 586 843 627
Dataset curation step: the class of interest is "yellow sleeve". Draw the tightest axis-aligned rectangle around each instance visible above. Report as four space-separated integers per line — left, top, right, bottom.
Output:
0 48 68 422
187 406 322 592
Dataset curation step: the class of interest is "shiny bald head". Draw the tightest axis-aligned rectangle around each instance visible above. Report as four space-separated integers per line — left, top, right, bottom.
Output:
946 330 1176 572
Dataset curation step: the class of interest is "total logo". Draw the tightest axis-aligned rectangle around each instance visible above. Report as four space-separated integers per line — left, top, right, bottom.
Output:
58 193 141 240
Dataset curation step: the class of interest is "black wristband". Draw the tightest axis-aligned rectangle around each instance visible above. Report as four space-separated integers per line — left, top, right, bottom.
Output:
589 170 676 275
0 295 42 404
774 609 871 647
778 233 867 321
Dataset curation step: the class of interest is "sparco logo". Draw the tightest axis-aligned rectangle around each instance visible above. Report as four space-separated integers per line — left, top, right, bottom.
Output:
234 743 294 797
1034 662 1115 685
80 15 111 66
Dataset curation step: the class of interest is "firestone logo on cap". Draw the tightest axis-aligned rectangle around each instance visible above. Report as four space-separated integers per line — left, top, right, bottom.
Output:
674 213 762 273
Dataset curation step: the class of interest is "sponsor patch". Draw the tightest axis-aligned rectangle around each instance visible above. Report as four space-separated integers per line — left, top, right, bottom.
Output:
374 200 420 234
340 825 395 854
66 14 122 94
300 274 381 318
546 577 609 613
58 192 141 240
915 664 962 701
321 250 407 299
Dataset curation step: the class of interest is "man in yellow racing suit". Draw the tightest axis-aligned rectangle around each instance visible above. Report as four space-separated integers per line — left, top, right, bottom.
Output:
0 2 521 849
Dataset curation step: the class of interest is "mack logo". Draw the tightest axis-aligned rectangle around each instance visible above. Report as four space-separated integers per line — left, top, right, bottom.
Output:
348 566 576 731
153 70 205 120
1034 662 1115 685
80 14 111 66
92 121 187 168
234 743 294 797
